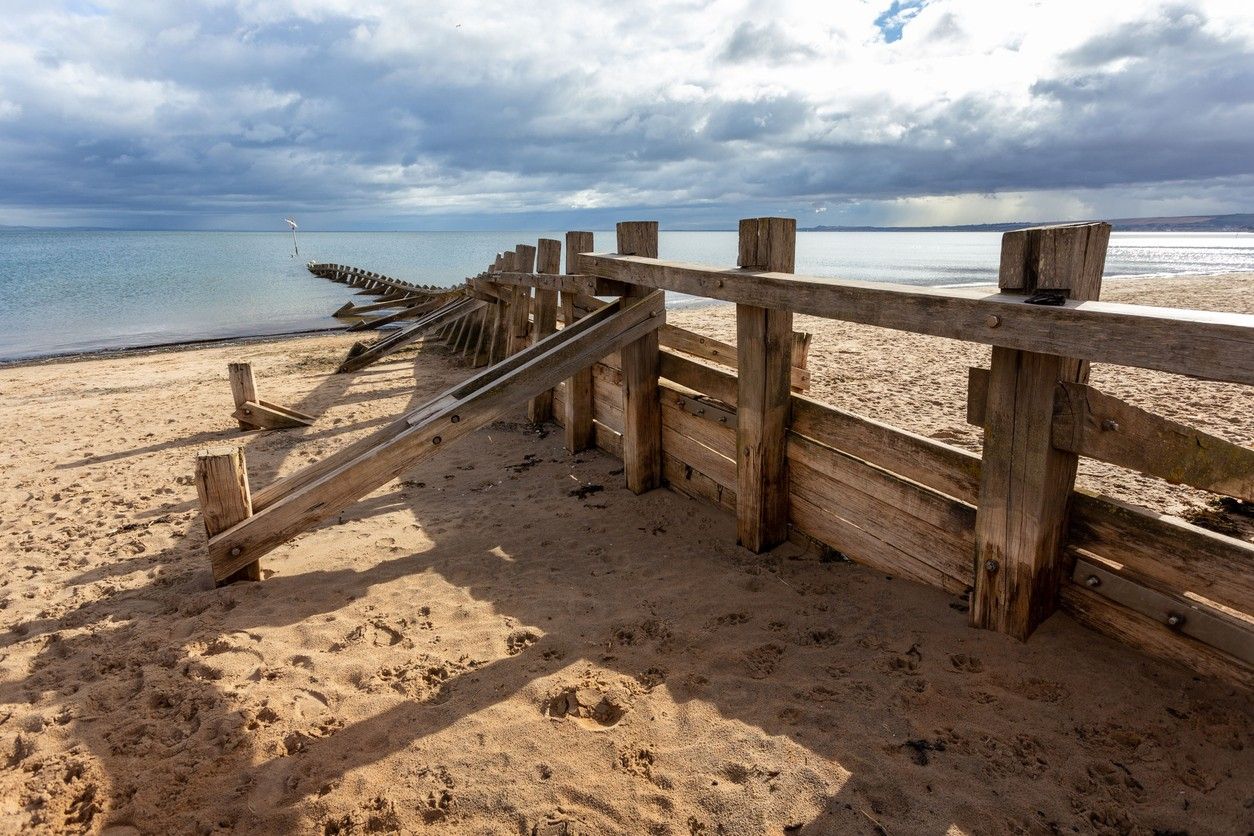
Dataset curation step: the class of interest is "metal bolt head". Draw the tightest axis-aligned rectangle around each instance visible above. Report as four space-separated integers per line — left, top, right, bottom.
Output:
450 415 460 423
1085 575 1101 588
229 546 242 557
1166 612 1184 629
985 314 1001 328
432 436 442 445
984 559 999 573
1101 419 1120 432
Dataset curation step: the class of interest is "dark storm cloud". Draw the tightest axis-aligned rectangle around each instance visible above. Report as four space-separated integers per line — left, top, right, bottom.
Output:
0 1 1250 228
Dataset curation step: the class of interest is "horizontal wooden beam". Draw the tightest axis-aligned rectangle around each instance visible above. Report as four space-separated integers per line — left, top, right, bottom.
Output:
968 367 1254 501
490 270 632 297
660 324 810 391
577 253 1254 385
1060 574 1252 689
1070 491 1254 615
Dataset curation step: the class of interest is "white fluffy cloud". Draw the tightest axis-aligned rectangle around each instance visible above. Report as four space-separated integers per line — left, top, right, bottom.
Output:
0 0 1250 227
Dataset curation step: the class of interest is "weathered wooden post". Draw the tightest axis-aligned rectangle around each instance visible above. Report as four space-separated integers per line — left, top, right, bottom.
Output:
195 447 259 584
228 362 258 431
562 231 596 452
528 238 562 422
510 244 537 355
735 218 796 552
489 251 517 364
971 222 1111 639
617 221 663 493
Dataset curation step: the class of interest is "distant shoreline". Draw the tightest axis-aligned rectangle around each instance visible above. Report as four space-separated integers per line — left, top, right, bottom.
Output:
0 326 345 369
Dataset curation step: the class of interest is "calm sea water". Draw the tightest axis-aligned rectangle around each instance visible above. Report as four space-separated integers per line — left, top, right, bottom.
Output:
0 230 1251 361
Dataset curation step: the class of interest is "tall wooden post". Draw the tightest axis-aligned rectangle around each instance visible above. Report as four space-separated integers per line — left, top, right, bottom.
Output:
971 222 1111 639
195 446 259 584
227 362 257 431
510 244 536 355
528 238 561 422
489 251 516 364
562 231 596 452
735 218 795 553
617 221 663 493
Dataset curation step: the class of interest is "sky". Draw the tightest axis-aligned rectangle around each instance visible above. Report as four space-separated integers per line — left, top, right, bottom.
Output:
0 0 1251 230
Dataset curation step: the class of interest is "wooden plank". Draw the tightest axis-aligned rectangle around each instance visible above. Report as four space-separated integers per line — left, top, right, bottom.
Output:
232 401 313 431
663 349 982 504
971 367 1254 502
1059 582 1252 690
736 217 795 552
529 238 561 422
659 324 810 390
1055 381 1254 501
663 452 736 512
788 438 973 587
337 298 481 373
209 291 666 577
196 446 259 584
1070 555 1252 667
575 251 1254 386
1070 491 1254 614
561 232 597 452
228 362 258 430
490 271 631 297
617 221 664 493
971 222 1109 640
788 490 966 595
347 297 447 332
509 245 536 355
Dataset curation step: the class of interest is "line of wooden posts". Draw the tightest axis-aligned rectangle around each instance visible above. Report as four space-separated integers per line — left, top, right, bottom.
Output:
199 217 1254 687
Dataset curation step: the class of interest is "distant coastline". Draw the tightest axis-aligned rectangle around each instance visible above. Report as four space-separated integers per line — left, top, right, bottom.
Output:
802 213 1254 233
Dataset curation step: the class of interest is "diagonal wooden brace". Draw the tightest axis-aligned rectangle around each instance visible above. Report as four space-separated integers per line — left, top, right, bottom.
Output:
205 291 665 581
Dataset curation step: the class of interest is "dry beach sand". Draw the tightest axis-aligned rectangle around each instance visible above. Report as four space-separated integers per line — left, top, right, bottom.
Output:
0 274 1251 834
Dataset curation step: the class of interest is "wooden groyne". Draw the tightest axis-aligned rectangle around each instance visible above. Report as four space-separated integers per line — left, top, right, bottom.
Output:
198 219 1254 687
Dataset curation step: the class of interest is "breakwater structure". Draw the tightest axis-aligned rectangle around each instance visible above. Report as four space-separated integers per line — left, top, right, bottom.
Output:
194 218 1253 688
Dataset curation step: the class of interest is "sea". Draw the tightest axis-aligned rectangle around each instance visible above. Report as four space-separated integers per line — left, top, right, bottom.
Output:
1 230 1251 362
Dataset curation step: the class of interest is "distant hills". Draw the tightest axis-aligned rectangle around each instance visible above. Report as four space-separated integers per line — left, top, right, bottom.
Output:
802 213 1254 233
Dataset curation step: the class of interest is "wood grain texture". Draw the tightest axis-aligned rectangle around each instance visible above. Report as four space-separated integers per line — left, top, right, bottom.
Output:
575 252 1254 385
1070 491 1254 614
562 231 597 452
736 218 795 552
528 238 563 422
227 362 257 430
196 446 259 584
617 222 663 493
969 368 1253 502
1059 581 1252 689
971 223 1108 640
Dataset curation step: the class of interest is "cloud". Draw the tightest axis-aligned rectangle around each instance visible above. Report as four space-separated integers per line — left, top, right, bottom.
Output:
0 0 1250 228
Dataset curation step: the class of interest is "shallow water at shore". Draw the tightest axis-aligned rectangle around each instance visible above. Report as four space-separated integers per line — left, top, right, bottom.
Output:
1 229 1250 360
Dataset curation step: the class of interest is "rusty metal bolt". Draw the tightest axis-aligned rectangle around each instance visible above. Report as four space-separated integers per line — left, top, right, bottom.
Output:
1166 612 1185 629
985 314 1001 328
432 436 442 445
230 547 242 557
450 415 460 423
984 559 999 573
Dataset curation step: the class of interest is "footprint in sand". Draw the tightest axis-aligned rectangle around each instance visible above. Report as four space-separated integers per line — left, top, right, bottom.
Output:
506 628 540 655
544 686 628 729
743 643 785 679
948 653 984 673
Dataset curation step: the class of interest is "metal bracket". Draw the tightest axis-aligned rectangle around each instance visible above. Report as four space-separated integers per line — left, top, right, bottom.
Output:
1072 558 1254 666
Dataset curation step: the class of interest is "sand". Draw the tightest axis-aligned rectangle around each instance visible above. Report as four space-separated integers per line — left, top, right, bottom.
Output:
0 273 1250 835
